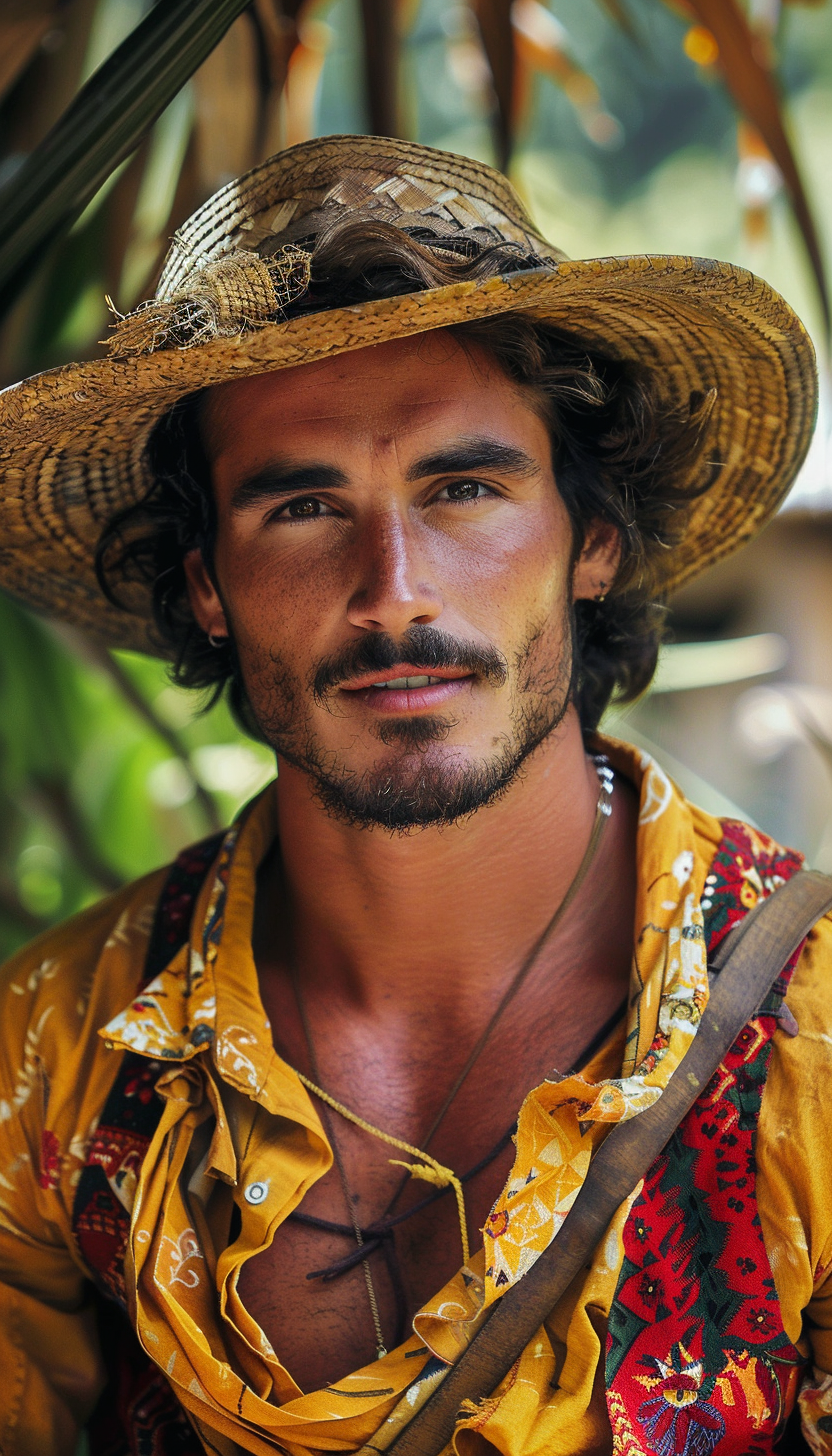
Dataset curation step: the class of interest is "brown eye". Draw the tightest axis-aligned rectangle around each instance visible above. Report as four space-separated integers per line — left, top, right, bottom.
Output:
287 497 321 518
443 480 489 501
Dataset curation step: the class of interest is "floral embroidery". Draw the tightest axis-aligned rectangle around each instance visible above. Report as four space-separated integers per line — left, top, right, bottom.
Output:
9 955 60 996
123 1063 160 1106
636 1343 726 1456
0 1004 52 1123
161 1228 204 1289
798 1368 832 1451
607 820 807 1455
99 827 239 1063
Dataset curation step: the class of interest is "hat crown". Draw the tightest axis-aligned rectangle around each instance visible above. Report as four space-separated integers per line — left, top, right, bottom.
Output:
157 134 563 303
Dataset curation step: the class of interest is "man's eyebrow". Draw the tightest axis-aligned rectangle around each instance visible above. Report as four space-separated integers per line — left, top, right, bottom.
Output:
230 463 349 512
406 438 539 481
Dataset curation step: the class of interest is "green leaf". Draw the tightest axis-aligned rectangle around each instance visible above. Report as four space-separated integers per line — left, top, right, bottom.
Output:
0 0 254 314
472 0 514 168
673 0 830 336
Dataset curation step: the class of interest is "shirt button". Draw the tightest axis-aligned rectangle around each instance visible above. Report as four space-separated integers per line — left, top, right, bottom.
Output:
244 1180 269 1205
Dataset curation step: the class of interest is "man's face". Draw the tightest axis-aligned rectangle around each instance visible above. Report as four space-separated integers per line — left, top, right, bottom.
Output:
186 330 613 830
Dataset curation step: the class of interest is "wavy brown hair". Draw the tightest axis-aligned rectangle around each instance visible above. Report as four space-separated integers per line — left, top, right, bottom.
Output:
96 220 714 736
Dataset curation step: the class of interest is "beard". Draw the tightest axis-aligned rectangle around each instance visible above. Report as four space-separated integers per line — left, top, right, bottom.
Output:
238 615 575 832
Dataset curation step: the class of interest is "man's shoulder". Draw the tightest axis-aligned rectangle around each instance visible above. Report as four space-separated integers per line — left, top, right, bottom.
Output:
0 865 169 988
780 898 832 1028
757 851 832 1125
0 864 169 1074
755 903 832 1286
690 806 832 1074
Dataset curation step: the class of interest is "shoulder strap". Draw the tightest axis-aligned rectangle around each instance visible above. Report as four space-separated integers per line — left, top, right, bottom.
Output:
385 867 832 1456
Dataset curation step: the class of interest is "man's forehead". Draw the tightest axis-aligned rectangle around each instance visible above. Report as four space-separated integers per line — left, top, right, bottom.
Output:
200 328 521 459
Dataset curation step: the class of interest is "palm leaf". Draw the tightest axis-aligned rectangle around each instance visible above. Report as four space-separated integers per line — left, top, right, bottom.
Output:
471 0 514 169
282 10 332 149
251 0 305 158
0 5 59 105
193 12 261 197
677 0 830 334
512 0 622 147
359 0 402 137
0 0 255 317
589 0 642 41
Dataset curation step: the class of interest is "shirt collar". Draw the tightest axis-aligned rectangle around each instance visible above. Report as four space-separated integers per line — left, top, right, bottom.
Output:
100 786 326 1129
100 790 273 1068
100 735 713 1112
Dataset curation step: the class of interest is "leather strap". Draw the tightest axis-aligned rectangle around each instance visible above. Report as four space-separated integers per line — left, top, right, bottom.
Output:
385 868 832 1456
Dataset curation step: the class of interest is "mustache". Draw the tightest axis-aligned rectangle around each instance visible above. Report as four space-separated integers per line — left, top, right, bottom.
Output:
312 626 508 700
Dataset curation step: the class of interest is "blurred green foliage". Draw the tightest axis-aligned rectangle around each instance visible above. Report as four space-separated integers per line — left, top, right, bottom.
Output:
0 593 273 956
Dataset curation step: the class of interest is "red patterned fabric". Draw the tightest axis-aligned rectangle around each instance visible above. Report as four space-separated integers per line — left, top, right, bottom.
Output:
607 821 807 1455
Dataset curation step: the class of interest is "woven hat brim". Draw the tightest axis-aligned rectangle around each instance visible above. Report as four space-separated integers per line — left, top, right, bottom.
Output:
0 254 817 656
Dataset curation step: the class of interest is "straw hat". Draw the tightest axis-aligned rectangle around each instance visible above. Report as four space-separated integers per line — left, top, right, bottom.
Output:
0 134 817 656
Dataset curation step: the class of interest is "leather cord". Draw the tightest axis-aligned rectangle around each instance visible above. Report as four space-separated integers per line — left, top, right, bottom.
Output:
295 993 629 1279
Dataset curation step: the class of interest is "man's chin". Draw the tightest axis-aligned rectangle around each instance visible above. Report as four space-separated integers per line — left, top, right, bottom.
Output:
295 737 530 832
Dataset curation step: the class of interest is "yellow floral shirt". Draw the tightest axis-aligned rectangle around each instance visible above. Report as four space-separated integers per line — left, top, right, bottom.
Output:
2 737 832 1455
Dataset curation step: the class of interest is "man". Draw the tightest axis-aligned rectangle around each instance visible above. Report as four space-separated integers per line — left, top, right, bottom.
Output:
0 135 829 1455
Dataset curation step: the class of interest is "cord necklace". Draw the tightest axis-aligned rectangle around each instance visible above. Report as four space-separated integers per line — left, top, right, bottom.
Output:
290 754 614 1359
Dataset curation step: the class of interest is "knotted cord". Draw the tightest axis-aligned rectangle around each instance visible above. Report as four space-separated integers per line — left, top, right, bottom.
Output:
290 755 615 1355
295 1069 471 1267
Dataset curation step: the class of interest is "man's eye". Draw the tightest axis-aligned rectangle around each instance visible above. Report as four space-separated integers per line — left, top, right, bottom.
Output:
279 497 327 519
439 480 494 503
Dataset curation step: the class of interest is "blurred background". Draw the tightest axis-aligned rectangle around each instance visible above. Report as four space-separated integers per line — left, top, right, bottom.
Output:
0 0 830 957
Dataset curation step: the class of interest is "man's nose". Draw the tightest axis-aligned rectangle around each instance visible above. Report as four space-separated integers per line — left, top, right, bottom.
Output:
346 509 442 635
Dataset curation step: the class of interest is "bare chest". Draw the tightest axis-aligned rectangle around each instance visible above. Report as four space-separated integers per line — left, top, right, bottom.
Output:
243 788 637 1394
236 1120 516 1393
235 958 626 1393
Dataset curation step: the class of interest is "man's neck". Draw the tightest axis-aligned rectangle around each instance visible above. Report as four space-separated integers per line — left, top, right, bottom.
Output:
245 714 637 1394
261 706 606 1024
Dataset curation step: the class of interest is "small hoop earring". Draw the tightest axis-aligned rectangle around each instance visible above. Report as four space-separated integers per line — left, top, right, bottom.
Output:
595 592 606 603
208 632 227 648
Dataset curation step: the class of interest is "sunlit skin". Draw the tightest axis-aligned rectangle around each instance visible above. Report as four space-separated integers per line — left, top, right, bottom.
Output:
185 330 637 1409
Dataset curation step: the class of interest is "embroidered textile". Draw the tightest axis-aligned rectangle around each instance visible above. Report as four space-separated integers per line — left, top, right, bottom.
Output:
607 821 807 1455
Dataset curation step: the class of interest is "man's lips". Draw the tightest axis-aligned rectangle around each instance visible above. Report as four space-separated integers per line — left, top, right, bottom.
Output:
340 664 473 691
338 664 474 713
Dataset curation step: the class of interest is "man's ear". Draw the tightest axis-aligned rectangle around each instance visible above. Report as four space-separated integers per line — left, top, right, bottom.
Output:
572 519 622 602
184 549 229 640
